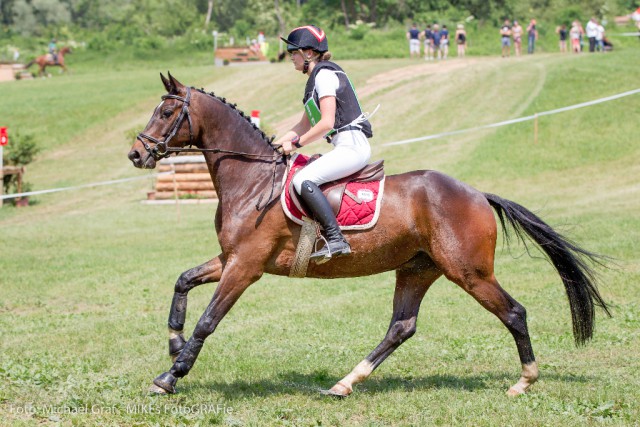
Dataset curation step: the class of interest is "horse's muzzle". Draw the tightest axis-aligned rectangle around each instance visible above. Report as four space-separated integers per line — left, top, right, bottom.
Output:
128 148 156 169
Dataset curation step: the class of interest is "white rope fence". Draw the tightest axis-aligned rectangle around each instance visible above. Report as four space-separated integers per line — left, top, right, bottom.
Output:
2 88 639 201
382 87 640 147
1 172 172 200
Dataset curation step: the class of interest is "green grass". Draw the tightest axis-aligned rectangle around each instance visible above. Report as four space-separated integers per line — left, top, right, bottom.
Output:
1 48 639 426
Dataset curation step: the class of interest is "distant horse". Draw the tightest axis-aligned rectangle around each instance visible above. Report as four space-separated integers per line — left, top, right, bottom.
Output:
25 46 72 77
128 73 610 397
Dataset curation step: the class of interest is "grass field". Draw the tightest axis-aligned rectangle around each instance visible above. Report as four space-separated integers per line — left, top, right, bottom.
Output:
1 48 639 426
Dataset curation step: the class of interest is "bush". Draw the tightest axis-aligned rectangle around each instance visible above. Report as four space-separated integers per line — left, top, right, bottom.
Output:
2 131 40 201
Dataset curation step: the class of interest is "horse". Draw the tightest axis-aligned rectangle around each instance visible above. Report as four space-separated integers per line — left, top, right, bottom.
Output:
25 46 72 77
127 73 610 397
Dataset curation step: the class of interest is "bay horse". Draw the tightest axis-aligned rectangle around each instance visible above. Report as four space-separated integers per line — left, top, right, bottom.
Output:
25 46 71 77
127 73 610 397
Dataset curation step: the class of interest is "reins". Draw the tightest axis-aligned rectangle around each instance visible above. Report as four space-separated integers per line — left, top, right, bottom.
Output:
137 86 288 211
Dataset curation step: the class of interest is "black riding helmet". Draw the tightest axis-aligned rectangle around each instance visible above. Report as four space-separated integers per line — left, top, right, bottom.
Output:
280 25 328 53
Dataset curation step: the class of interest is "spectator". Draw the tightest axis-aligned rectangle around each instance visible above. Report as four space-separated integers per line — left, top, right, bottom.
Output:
512 20 523 56
596 21 605 52
432 24 443 60
406 23 421 58
585 17 598 52
570 21 581 53
576 21 585 51
455 24 467 57
423 24 434 61
556 24 568 53
526 19 538 54
500 20 512 58
440 25 449 59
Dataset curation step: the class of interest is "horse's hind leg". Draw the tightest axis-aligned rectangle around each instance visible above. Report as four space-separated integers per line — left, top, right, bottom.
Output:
454 273 538 395
325 257 440 397
167 255 224 363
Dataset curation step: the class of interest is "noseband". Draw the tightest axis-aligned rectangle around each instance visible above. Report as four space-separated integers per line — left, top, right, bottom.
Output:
137 87 195 161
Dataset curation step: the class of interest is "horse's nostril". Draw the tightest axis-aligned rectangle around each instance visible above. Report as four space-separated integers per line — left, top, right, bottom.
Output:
128 150 140 162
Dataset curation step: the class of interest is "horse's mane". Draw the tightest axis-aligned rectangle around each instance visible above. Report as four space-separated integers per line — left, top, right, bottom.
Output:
193 87 275 145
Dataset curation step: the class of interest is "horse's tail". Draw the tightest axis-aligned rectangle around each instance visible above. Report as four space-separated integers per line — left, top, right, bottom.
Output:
484 192 611 346
25 60 35 69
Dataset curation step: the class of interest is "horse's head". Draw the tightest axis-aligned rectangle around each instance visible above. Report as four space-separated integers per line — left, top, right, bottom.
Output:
59 47 72 55
128 72 195 169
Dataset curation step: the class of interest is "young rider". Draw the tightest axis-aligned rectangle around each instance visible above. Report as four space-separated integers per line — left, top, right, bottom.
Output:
275 25 373 263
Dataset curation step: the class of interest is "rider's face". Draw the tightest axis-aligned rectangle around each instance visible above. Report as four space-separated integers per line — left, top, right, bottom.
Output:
289 50 312 73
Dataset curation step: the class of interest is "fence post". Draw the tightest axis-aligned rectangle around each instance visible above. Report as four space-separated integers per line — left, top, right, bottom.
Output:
534 113 539 144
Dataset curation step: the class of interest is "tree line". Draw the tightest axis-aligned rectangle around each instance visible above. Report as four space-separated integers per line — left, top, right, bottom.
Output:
1 0 637 39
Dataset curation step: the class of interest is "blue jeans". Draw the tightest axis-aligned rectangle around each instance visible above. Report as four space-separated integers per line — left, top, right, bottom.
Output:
528 35 535 54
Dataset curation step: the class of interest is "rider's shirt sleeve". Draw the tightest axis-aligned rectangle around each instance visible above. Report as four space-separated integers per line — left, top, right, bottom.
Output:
315 69 340 99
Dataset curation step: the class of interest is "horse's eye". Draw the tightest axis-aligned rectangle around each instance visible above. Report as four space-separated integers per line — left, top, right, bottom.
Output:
162 109 173 118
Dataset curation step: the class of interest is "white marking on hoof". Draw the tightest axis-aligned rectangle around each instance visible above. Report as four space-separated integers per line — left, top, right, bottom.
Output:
507 361 539 396
322 381 351 398
149 384 169 395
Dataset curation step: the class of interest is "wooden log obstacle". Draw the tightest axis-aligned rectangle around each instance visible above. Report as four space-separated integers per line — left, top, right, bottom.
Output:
149 155 217 201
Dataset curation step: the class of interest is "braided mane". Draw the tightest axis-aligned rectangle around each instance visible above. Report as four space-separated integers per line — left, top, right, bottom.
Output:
193 87 275 145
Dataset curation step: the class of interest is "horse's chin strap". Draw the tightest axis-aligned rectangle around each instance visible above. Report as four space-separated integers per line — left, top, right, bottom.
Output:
137 87 195 161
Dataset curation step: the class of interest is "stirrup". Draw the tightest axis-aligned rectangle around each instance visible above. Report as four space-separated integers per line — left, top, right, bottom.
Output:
310 238 351 264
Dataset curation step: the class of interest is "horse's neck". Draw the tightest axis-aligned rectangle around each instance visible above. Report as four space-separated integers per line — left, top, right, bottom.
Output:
201 97 281 205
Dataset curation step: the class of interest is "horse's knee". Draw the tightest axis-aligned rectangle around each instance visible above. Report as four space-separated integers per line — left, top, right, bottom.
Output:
174 271 193 294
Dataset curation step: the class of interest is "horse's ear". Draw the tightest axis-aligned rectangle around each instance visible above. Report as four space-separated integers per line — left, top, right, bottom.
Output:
167 72 184 94
160 73 171 93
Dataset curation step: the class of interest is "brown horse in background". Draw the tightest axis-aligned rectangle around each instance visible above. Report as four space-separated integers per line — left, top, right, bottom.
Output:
25 46 71 77
127 73 610 398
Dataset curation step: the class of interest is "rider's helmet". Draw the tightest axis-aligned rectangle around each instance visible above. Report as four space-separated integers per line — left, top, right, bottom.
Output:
51 38 57 43
280 25 328 53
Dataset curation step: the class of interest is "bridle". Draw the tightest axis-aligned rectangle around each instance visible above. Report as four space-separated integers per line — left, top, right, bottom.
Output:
136 86 288 211
137 87 196 162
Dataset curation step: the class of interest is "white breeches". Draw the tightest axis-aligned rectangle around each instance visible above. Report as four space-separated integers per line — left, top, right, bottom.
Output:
292 130 371 194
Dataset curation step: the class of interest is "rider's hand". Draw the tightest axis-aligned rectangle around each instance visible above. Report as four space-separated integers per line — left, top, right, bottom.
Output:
282 139 294 155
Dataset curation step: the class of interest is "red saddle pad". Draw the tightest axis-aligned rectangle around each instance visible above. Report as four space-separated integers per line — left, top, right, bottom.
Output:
281 154 385 230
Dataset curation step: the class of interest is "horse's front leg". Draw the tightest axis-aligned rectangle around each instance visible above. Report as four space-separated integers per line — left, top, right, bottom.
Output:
151 257 262 394
168 255 224 362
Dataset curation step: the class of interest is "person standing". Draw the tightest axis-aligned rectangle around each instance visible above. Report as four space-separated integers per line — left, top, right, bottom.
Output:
512 20 523 56
455 24 467 57
432 24 442 60
570 21 581 53
596 21 605 52
585 18 598 52
500 20 512 58
276 25 373 262
526 19 538 54
440 25 450 59
556 24 568 52
406 23 421 58
423 24 434 61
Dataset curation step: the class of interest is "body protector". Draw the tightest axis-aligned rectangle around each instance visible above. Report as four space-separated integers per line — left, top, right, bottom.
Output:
303 61 373 139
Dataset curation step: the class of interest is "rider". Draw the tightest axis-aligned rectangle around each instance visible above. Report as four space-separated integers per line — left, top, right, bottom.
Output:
48 38 58 63
276 25 373 263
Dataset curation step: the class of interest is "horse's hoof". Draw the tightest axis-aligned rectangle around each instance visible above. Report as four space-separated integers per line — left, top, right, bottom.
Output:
152 372 177 394
149 384 169 395
320 382 351 398
506 386 525 397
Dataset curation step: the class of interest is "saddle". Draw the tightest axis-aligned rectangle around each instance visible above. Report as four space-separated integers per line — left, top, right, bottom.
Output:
288 156 385 216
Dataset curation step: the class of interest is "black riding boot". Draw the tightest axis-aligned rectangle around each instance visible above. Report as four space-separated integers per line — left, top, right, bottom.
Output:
299 180 351 263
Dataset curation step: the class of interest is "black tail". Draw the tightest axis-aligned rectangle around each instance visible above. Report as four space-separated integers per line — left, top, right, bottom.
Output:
485 193 611 346
25 60 35 69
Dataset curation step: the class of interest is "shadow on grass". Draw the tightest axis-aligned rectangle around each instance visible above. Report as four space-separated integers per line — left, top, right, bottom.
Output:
177 369 591 399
